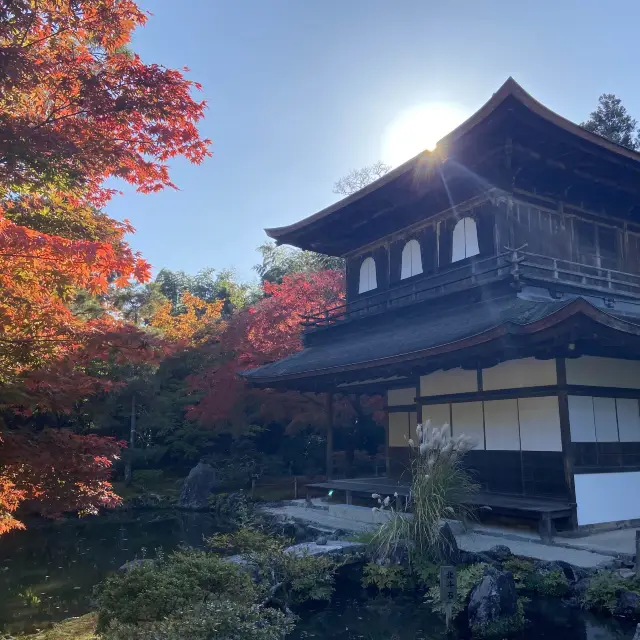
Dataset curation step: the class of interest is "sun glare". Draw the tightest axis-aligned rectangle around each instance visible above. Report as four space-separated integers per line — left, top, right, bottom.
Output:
382 102 468 167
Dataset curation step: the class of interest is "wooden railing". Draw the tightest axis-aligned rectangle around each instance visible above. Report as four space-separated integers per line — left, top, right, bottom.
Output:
300 248 640 330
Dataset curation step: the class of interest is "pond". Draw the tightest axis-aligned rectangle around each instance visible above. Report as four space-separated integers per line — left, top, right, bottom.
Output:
0 510 636 639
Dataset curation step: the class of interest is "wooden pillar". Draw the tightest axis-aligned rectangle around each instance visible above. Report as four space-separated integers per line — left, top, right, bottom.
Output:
325 392 334 480
556 357 578 528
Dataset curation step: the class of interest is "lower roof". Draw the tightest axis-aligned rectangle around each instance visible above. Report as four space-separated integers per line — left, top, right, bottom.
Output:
241 294 640 390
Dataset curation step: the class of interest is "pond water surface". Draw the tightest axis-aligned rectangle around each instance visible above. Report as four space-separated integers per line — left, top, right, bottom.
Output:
0 510 636 639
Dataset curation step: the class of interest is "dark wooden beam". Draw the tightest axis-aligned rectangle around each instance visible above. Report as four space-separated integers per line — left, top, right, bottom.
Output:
556 358 577 528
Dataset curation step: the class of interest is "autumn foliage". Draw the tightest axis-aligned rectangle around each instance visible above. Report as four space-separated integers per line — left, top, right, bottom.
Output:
0 1 210 532
187 270 345 430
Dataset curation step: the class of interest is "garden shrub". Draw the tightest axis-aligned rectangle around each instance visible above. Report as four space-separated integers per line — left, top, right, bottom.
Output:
103 599 294 640
503 558 568 596
362 563 408 591
96 549 257 631
426 563 487 617
583 571 640 614
207 527 288 555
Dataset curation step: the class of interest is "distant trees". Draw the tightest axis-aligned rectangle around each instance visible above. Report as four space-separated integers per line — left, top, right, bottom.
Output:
254 242 343 284
333 161 391 197
581 94 639 150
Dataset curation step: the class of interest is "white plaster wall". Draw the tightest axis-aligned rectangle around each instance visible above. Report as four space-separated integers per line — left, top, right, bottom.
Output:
387 387 417 407
422 404 451 432
575 472 640 525
451 402 485 449
484 399 520 450
566 356 640 389
616 398 640 442
482 358 557 391
518 396 562 451
420 368 477 396
568 396 596 442
388 412 410 447
593 397 619 442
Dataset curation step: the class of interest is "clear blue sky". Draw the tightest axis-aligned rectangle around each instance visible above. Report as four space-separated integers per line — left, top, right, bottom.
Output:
105 0 640 282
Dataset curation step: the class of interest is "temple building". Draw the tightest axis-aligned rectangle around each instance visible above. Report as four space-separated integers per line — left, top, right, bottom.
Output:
242 78 640 532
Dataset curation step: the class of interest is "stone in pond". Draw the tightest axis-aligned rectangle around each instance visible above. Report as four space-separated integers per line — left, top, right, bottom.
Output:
616 591 640 618
485 544 512 562
467 566 518 632
179 462 218 510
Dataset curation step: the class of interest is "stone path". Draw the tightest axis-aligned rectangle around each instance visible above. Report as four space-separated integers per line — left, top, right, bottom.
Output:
264 501 615 569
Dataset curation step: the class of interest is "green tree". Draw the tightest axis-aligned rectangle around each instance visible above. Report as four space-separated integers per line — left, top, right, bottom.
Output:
581 94 639 150
254 241 343 284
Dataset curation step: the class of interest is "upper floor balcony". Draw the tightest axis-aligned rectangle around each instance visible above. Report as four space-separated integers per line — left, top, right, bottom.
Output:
300 248 640 331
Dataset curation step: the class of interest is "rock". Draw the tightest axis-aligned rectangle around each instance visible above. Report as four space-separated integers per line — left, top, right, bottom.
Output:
315 536 328 546
485 545 512 562
284 540 364 562
227 554 261 581
468 566 518 632
616 591 640 618
438 521 460 564
460 551 495 566
618 568 636 580
179 462 218 510
118 558 155 572
572 576 592 601
534 559 588 585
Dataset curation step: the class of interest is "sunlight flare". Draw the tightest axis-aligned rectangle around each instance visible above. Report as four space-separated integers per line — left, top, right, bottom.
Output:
382 102 468 167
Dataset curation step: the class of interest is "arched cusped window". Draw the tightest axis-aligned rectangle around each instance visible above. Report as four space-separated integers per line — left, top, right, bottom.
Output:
358 256 377 293
451 217 480 263
400 239 423 279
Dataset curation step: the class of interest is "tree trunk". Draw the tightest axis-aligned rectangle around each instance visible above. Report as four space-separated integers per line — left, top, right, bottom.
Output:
124 393 136 487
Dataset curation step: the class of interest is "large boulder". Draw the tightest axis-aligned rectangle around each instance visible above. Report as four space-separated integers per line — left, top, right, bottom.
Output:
485 545 513 562
468 566 518 633
533 559 588 585
615 591 640 618
179 462 218 510
438 522 460 564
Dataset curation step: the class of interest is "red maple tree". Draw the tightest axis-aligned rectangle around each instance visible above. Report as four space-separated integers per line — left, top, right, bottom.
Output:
0 1 211 532
187 270 383 436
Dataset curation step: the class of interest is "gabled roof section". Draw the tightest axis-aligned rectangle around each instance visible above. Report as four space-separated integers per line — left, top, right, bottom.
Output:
266 78 640 254
437 77 640 162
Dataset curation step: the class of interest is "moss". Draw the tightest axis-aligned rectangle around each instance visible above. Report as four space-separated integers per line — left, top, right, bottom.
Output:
19 614 97 640
471 598 527 638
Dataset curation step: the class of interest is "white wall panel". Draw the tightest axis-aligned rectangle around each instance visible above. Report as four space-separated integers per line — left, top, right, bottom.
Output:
422 404 451 433
484 399 520 450
451 402 485 449
518 396 562 451
616 398 640 442
420 368 477 397
566 356 640 389
593 397 619 442
568 396 596 442
575 472 640 525
388 412 410 447
482 358 557 391
387 387 416 407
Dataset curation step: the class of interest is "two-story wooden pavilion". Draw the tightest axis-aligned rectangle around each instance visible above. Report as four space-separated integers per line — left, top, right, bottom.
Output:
242 78 640 532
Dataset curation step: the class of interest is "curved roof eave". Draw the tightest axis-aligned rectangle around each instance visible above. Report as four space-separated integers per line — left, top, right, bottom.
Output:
266 77 640 245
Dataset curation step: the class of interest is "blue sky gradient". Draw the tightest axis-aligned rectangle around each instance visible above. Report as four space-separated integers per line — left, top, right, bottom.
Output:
105 0 640 281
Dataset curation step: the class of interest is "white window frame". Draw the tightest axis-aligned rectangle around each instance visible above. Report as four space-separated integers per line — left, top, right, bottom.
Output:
400 239 423 279
358 256 377 293
451 217 480 263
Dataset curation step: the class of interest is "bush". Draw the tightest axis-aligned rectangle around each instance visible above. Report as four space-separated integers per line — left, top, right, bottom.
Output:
132 468 164 484
96 549 257 631
426 563 487 617
503 558 568 596
582 571 640 614
362 563 408 591
371 422 478 566
207 527 287 556
103 600 294 640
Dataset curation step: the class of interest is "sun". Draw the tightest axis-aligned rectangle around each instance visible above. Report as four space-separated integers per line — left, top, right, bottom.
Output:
382 102 469 167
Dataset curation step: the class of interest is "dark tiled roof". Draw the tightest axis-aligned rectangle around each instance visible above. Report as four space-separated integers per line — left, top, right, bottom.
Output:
241 295 572 384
